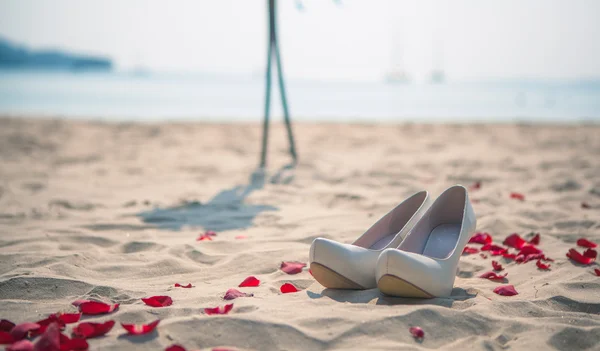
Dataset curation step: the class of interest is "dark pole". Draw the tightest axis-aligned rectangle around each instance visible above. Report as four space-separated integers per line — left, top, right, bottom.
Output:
259 0 297 169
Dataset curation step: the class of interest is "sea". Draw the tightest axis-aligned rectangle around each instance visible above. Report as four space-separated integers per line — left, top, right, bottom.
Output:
1 70 599 123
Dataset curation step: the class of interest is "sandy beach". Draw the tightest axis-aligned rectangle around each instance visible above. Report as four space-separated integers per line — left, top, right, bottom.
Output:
0 117 599 350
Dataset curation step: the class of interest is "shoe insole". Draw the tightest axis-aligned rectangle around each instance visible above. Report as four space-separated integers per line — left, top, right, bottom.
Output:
423 223 461 259
369 233 395 250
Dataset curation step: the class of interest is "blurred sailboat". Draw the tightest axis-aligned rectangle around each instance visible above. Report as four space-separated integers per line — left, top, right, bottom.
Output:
429 24 445 84
385 26 411 84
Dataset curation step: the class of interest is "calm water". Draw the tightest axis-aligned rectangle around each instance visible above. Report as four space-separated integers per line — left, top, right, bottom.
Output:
1 70 599 123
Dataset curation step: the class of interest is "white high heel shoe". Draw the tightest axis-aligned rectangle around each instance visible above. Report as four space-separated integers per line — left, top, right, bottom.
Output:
376 185 476 298
309 191 430 289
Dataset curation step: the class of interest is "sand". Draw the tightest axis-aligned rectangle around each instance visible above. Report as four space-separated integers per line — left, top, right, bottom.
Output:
0 117 599 350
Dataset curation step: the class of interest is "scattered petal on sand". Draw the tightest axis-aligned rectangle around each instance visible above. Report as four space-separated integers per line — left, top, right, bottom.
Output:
536 259 551 270
577 238 598 248
594 268 600 276
462 246 479 254
479 253 488 259
510 192 525 201
59 332 88 351
204 304 233 315
196 234 213 241
0 320 15 332
280 261 306 274
0 331 14 344
174 283 192 288
493 285 519 296
492 260 503 271
481 244 507 256
469 232 492 245
567 248 596 265
33 322 59 351
165 345 187 351
121 320 160 335
528 233 540 245
409 326 424 339
10 323 40 341
76 301 119 315
469 181 481 191
72 321 115 339
142 296 173 308
584 248 597 259
234 235 247 239
280 283 299 293
238 276 260 287
502 252 517 260
479 272 508 282
581 202 591 209
503 233 526 249
223 289 253 300
6 340 33 351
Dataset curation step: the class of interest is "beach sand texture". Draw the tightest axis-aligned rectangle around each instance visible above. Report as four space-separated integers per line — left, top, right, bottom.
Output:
0 117 599 350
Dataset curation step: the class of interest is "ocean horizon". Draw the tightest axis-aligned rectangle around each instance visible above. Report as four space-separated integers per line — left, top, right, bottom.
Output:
1 69 599 123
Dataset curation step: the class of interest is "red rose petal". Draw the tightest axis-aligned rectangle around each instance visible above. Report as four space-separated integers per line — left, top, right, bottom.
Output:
238 276 260 287
59 332 88 351
72 321 115 339
469 232 492 245
0 320 15 333
234 235 247 239
492 260 503 271
34 322 59 351
280 261 306 274
493 284 519 296
0 331 15 344
584 248 597 259
528 233 540 245
479 271 508 282
6 340 33 351
142 296 173 308
510 192 525 201
469 181 481 191
223 289 253 300
481 244 507 256
165 345 187 351
518 245 542 256
577 238 598 248
566 248 596 265
196 234 213 241
280 283 299 293
10 323 40 341
503 233 526 249
502 252 517 260
536 259 551 270
120 320 160 335
204 304 233 315
174 283 192 288
70 300 89 308
462 246 479 254
77 301 119 315
594 268 600 276
409 326 424 339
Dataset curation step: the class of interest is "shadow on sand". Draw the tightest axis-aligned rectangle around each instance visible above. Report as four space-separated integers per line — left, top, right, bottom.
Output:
137 165 293 231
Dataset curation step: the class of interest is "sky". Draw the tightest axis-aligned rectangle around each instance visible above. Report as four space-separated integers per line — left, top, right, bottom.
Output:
1 0 600 82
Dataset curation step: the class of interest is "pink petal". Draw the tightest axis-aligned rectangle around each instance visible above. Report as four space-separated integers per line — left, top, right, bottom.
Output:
204 304 233 315
280 261 306 275
409 326 424 339
503 233 526 249
196 234 213 241
234 235 247 239
223 289 253 300
481 244 507 256
510 192 525 201
120 320 160 335
72 321 115 339
469 181 481 191
33 322 59 351
493 284 519 296
6 340 34 351
468 232 492 245
76 301 119 315
462 246 479 254
491 260 503 271
238 276 260 287
174 283 192 288
536 259 551 270
142 296 173 308
280 283 299 293
577 238 598 248
479 271 508 282
10 323 40 341
528 233 540 245
567 248 595 265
